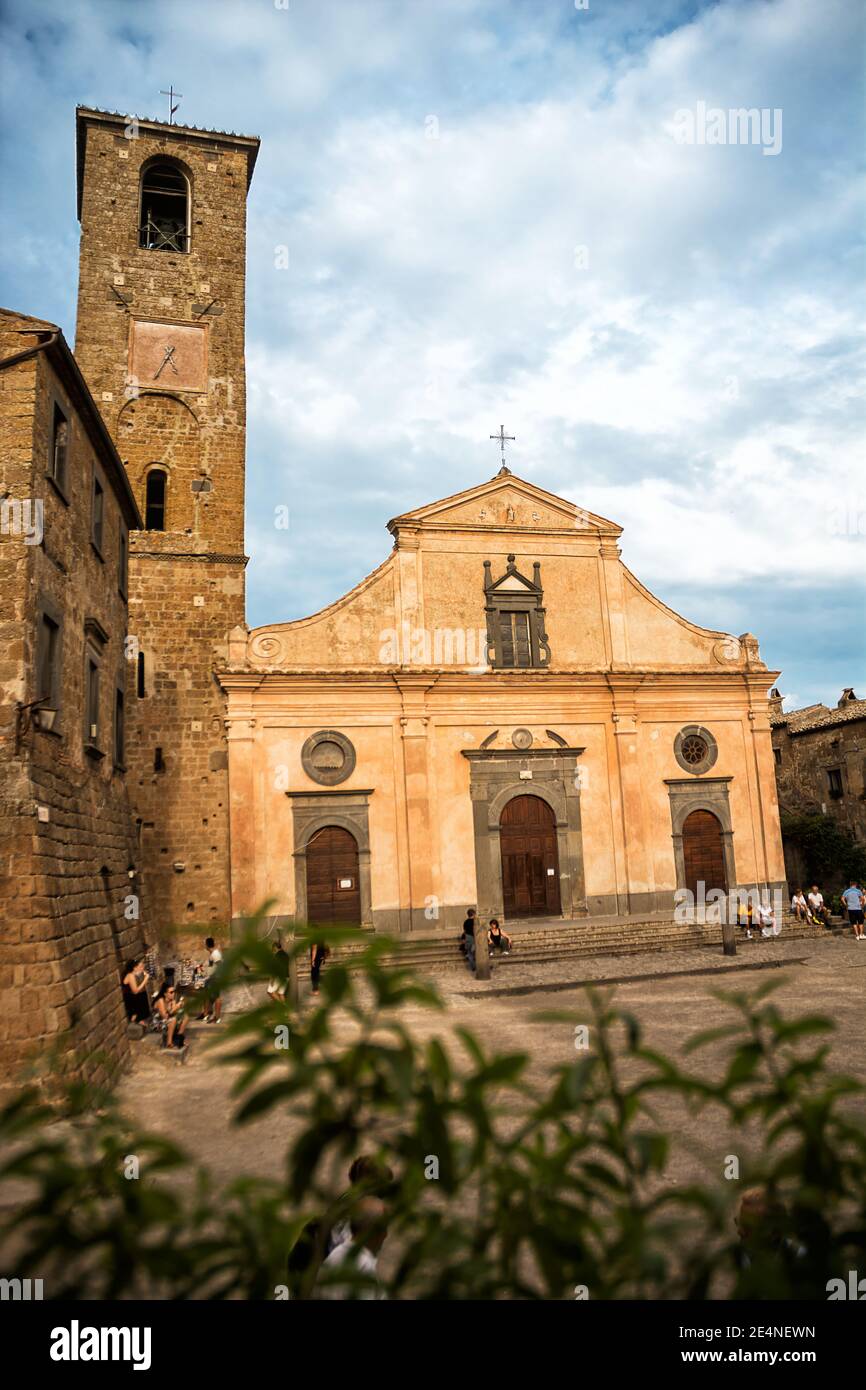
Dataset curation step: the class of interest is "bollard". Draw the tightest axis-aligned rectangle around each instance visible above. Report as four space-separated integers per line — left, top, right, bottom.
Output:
722 916 737 957
474 917 491 980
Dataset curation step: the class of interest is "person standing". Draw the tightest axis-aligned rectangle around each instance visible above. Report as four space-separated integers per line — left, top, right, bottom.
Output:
841 882 865 940
121 957 151 1023
461 909 477 971
200 936 223 1022
310 941 328 995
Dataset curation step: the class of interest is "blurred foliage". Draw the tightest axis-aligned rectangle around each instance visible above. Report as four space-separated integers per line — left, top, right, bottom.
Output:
1 909 864 1300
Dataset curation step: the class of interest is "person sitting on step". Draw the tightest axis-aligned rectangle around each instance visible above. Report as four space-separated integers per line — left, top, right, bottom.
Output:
152 979 188 1050
487 919 512 955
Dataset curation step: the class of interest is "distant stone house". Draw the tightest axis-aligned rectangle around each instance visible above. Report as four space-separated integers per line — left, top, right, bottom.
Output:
0 309 148 1086
770 686 866 888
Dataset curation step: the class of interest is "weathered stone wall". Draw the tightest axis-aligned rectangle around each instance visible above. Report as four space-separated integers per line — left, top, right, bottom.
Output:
0 329 148 1087
73 110 257 929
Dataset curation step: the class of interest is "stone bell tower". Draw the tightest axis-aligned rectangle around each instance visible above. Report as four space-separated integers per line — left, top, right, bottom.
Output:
74 106 259 929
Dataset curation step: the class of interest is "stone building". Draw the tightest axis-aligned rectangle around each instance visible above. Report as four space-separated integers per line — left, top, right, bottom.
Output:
220 471 787 934
770 687 866 884
0 309 145 1083
73 107 260 930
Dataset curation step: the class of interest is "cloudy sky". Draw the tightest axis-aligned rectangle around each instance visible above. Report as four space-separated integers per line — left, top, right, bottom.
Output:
1 0 863 710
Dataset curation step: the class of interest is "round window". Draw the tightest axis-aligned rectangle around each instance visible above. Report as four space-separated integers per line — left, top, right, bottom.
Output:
674 725 718 776
681 734 708 766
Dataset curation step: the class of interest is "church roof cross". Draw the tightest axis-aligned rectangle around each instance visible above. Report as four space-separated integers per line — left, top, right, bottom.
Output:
490 423 515 474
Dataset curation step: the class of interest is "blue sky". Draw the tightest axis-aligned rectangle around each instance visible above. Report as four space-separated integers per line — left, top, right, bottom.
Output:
1 0 863 710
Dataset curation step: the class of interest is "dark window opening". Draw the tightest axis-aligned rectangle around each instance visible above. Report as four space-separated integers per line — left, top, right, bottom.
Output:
154 746 166 773
50 404 68 489
114 687 125 766
92 474 104 552
773 747 782 765
119 527 128 597
139 162 189 252
137 650 146 698
86 656 100 746
828 768 844 798
38 613 60 707
145 469 167 531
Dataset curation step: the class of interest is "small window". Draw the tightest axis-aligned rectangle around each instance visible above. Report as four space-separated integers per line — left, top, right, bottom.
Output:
114 686 125 766
37 612 61 709
154 746 166 773
145 469 167 531
137 650 146 698
92 473 105 553
119 526 128 597
139 162 189 252
86 654 100 747
773 747 782 765
828 768 844 798
50 405 68 491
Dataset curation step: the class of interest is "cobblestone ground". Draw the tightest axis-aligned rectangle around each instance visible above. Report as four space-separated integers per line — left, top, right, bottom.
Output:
122 932 866 1193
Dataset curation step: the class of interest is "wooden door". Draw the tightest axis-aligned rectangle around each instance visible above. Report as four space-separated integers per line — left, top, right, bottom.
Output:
305 826 361 925
500 795 561 918
682 809 726 899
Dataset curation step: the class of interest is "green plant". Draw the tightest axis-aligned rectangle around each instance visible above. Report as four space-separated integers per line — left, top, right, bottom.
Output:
0 913 863 1300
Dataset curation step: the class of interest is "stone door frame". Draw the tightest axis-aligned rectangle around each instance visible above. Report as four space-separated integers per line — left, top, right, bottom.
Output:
664 777 736 896
287 790 374 929
462 747 586 921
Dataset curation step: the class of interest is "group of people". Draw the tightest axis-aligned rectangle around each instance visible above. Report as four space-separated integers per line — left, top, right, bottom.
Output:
791 882 865 938
120 935 225 1053
459 908 512 971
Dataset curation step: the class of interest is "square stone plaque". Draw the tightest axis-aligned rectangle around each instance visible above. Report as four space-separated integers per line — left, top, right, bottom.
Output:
129 319 208 393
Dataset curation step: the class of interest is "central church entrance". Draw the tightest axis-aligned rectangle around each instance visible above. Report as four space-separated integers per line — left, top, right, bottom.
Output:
681 809 727 899
499 794 561 918
305 826 361 925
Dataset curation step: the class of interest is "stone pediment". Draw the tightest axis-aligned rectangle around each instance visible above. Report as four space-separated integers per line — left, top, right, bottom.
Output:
387 471 622 540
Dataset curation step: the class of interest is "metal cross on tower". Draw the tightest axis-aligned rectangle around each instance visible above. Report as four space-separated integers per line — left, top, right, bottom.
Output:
160 86 183 124
490 424 515 471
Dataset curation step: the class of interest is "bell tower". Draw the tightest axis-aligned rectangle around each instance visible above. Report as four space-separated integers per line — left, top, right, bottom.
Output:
74 106 260 929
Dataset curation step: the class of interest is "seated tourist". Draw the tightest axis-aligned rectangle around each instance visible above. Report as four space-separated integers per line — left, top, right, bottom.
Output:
755 901 780 938
790 889 810 922
488 919 512 954
121 957 151 1023
736 899 754 939
152 979 187 1050
806 885 831 926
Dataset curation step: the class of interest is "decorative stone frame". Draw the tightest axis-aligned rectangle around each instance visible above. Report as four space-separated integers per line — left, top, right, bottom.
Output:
483 555 551 669
674 724 719 776
301 729 357 786
287 789 373 928
462 747 587 920
665 776 736 893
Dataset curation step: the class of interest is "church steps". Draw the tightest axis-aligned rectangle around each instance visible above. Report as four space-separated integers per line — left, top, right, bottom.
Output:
330 916 827 972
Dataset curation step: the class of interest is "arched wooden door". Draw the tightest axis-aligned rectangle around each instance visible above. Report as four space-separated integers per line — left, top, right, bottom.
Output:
305 826 361 925
682 810 727 899
500 794 561 918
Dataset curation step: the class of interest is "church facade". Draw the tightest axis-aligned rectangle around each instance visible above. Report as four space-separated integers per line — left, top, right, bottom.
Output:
220 473 786 935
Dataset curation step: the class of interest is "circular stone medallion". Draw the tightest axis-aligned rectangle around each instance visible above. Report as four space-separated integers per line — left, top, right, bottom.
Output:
512 727 533 750
301 730 356 786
